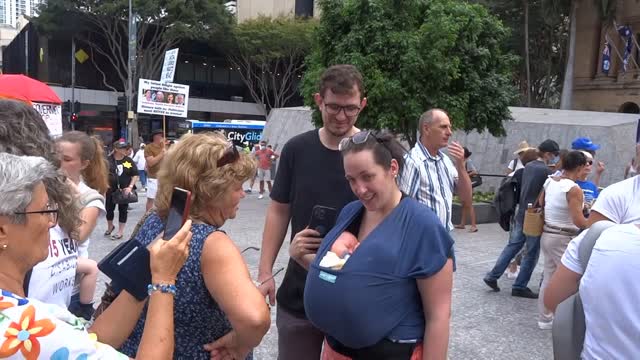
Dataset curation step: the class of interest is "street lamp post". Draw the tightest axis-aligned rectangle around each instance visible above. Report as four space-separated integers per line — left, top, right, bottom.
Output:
127 0 137 145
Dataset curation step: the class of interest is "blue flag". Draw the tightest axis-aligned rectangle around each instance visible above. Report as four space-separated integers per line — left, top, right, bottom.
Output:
602 39 611 74
618 25 633 72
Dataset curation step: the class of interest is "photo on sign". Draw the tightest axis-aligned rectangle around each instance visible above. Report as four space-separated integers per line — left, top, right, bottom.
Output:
141 89 186 106
137 78 189 118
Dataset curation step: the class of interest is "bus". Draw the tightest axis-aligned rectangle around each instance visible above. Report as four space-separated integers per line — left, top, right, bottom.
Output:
186 120 265 147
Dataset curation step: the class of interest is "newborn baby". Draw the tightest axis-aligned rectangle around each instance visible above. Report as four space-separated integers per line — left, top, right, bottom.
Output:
330 231 360 258
320 231 360 270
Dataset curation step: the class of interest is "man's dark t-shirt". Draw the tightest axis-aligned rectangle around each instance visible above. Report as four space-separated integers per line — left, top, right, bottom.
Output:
270 129 357 318
516 159 552 222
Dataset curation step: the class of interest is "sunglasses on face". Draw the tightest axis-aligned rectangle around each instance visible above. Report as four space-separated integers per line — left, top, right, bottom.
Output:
217 143 240 168
586 160 593 165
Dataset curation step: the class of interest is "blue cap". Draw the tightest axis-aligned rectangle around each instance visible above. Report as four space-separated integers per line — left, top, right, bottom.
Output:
571 137 600 151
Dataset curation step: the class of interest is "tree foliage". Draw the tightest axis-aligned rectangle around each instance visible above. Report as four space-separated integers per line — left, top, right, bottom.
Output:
35 0 232 94
226 16 317 114
475 0 571 108
301 0 517 145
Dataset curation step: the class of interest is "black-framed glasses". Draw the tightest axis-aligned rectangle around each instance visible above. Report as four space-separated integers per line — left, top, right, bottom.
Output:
324 103 361 117
586 160 593 165
217 143 240 168
338 131 384 151
14 203 59 228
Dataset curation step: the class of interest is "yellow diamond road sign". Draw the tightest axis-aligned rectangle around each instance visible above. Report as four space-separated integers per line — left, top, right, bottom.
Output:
75 49 89 64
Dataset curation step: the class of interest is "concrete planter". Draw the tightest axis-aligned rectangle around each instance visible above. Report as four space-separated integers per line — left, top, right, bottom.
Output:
452 202 498 224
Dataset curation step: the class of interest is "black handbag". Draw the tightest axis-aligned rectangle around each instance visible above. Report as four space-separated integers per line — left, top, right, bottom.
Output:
111 188 138 204
470 173 483 188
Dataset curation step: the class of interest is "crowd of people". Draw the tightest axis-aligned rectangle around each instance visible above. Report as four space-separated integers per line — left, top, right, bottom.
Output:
0 63 639 360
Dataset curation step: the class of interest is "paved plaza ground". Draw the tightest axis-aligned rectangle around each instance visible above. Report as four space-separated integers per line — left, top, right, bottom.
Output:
89 191 552 359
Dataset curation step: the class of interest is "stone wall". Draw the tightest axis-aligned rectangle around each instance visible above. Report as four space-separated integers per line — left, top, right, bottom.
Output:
451 108 638 193
263 106 639 193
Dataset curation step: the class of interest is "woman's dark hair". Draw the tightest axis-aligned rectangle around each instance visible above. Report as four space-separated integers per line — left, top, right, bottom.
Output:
339 131 406 174
562 150 587 171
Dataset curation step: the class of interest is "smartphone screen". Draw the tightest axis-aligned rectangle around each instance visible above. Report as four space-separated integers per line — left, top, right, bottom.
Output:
163 187 192 240
308 205 338 237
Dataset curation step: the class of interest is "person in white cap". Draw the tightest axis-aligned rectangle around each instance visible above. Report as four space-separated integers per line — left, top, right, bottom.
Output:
505 141 533 175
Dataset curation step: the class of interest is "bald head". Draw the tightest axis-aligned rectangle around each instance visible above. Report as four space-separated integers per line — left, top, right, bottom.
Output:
418 109 449 132
417 108 452 151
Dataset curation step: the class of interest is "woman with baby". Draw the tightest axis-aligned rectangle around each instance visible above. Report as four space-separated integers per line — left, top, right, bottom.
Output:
290 131 455 360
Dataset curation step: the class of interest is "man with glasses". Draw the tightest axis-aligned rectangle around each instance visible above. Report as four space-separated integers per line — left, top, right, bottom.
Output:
483 139 560 299
257 64 365 360
399 108 473 232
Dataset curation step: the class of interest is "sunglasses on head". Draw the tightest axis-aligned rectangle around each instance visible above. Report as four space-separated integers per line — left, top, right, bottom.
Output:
338 131 385 151
217 143 240 168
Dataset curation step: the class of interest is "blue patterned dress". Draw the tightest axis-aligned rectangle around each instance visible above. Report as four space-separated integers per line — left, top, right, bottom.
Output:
119 213 253 360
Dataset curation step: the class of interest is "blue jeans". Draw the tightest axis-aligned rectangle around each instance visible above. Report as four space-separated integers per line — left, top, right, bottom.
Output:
485 217 541 289
138 170 147 187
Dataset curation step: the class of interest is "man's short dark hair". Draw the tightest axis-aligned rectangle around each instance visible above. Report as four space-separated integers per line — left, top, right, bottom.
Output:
318 64 365 98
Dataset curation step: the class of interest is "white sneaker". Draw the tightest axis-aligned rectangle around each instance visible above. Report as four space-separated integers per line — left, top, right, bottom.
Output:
538 320 553 330
258 194 264 199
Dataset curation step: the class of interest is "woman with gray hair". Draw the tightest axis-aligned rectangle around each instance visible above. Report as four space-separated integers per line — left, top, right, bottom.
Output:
0 99 83 308
0 152 194 359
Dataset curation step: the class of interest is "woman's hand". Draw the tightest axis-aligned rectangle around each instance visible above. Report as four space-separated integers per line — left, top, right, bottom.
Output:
289 228 322 261
149 220 193 283
204 331 252 360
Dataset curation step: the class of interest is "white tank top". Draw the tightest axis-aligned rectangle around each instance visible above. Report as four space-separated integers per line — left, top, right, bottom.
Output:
543 177 580 231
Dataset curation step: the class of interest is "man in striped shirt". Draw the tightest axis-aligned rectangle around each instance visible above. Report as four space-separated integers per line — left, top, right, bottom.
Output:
398 109 473 232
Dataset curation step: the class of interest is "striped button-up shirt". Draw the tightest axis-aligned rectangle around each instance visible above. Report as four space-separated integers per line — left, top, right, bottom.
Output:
399 142 459 231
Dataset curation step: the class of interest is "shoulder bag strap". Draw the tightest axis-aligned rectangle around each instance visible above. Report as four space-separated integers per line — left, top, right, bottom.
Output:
577 220 615 271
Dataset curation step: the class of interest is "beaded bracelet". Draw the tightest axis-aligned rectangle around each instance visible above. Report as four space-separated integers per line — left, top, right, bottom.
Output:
147 283 177 296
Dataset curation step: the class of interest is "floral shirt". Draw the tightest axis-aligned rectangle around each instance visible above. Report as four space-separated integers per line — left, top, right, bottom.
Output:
0 289 128 359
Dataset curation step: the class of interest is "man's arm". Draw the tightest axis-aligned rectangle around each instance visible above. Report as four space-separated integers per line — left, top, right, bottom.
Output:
257 200 291 305
145 148 165 168
448 143 472 205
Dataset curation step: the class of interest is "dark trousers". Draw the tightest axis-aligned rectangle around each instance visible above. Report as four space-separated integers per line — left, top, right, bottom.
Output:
276 304 324 360
106 191 129 223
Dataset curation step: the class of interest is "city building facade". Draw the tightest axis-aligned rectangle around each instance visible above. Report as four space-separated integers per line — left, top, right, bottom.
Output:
2 21 267 145
236 0 317 22
572 0 640 113
1 0 43 27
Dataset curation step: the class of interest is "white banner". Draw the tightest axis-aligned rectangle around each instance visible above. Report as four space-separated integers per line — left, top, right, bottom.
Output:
32 102 62 137
137 78 189 118
160 48 179 84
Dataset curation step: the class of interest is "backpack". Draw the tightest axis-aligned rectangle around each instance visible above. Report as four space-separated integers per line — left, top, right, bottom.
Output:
493 175 518 231
552 221 615 360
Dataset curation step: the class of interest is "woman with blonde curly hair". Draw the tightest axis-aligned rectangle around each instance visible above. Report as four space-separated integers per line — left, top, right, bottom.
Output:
118 132 271 360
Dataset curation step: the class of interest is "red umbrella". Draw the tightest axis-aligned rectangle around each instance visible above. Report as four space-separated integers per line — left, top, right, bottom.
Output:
0 74 62 104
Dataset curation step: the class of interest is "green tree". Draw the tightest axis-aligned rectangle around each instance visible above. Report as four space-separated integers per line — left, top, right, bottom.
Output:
301 0 517 145
226 16 317 115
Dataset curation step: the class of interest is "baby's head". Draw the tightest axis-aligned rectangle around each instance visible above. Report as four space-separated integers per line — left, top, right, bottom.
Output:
330 231 360 258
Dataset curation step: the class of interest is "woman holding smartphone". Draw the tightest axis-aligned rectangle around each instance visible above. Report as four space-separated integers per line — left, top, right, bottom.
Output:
293 131 455 360
117 133 270 359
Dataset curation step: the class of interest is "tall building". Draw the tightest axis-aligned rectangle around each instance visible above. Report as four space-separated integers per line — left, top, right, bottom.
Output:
236 0 317 23
1 0 44 27
572 0 640 113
